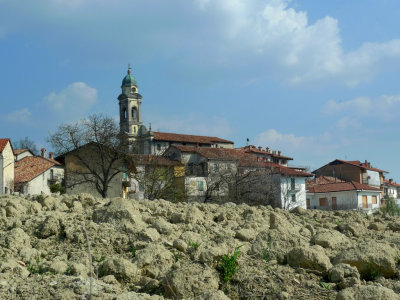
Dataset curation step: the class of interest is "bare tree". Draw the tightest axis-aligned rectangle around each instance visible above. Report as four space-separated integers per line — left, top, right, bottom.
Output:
131 155 185 202
48 114 130 198
14 136 39 155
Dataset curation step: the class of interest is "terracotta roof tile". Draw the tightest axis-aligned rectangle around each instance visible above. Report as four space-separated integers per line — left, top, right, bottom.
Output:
307 181 381 193
153 131 234 145
0 139 11 153
383 179 400 187
335 159 388 173
14 148 29 155
236 145 293 160
14 156 61 184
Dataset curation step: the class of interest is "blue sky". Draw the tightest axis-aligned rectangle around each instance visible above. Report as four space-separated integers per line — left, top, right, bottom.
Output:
1 0 400 180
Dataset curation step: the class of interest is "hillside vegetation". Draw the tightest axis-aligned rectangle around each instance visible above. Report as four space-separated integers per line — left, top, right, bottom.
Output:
1 193 400 299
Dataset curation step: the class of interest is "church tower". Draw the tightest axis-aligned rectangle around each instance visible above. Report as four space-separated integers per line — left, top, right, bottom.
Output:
118 67 144 147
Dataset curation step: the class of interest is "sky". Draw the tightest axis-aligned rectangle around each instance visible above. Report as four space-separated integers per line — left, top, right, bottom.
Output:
1 0 400 180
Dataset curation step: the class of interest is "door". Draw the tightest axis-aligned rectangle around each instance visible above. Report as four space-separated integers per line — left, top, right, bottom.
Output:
332 197 337 210
362 195 368 208
319 198 328 208
306 198 310 209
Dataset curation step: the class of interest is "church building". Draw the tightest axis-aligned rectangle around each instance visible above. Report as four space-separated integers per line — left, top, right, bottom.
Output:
118 67 234 155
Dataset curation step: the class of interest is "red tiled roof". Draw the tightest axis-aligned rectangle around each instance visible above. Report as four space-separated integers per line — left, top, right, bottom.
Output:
152 131 234 145
335 159 388 173
14 156 61 184
0 139 11 153
14 148 29 155
130 154 183 166
307 181 381 193
171 145 313 177
383 179 400 188
236 145 293 160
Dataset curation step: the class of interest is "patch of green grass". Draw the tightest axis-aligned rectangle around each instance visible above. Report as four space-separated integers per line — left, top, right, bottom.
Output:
173 252 182 262
217 245 242 283
1 252 7 261
27 254 45 275
65 264 73 275
189 240 201 250
131 246 136 257
320 282 331 290
365 262 382 280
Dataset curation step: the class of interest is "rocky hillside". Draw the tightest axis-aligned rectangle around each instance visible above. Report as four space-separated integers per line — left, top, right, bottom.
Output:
0 193 400 299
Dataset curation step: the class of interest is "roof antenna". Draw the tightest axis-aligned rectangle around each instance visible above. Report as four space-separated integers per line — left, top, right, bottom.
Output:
149 122 152 131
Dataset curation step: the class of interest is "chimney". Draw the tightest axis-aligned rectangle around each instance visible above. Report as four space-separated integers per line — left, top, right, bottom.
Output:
278 150 281 156
49 152 54 160
266 147 270 153
41 148 46 158
389 178 393 183
258 146 262 151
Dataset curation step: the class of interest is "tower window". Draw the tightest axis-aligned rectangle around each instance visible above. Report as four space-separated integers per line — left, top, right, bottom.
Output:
132 107 138 120
122 108 127 119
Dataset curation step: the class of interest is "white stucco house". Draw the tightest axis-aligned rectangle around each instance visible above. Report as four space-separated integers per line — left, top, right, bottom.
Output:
14 149 64 195
14 148 35 161
0 139 15 194
306 176 382 211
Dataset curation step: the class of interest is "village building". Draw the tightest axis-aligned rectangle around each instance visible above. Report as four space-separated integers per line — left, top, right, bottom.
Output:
382 178 400 203
0 139 15 194
235 145 293 166
306 176 382 211
14 148 64 195
164 145 312 208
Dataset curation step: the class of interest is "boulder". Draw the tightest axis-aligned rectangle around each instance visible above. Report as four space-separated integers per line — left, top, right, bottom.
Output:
336 285 399 300
329 263 360 289
312 230 351 249
135 244 174 279
333 241 400 279
287 245 332 273
162 262 219 298
102 257 138 282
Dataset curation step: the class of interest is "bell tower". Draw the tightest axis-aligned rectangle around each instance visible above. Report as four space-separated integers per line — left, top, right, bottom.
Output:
118 66 143 142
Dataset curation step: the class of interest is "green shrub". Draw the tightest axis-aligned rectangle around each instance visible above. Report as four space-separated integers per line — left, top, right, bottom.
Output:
382 198 400 216
50 183 66 194
217 245 242 283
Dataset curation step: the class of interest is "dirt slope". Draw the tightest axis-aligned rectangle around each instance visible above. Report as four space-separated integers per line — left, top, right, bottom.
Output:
0 193 400 299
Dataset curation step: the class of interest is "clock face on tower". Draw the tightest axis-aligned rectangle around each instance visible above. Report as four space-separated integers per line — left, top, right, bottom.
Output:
131 87 136 93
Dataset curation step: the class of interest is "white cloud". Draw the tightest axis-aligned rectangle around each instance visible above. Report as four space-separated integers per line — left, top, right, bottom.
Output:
324 94 400 120
335 117 361 130
45 82 97 111
255 129 308 149
5 108 32 124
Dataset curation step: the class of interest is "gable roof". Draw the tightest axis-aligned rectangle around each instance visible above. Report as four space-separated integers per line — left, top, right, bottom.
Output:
14 148 35 156
14 156 62 184
383 179 400 188
313 159 388 174
0 138 13 154
152 131 234 145
307 180 381 193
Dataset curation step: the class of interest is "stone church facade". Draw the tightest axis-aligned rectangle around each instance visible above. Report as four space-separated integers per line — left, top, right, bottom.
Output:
118 67 234 155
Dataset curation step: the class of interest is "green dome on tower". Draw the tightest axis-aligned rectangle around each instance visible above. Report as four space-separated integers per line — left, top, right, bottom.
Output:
122 67 137 87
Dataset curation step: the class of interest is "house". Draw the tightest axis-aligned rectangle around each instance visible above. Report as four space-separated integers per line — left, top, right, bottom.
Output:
126 154 185 201
382 178 400 204
14 148 64 195
14 148 34 161
0 139 15 194
117 67 234 154
164 145 312 208
313 159 388 205
306 176 382 211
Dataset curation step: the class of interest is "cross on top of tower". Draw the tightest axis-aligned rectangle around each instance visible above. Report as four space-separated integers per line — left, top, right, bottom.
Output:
128 63 132 74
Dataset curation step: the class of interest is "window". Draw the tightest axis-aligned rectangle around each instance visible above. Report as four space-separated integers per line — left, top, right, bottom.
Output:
197 181 204 191
372 195 377 204
50 170 54 180
4 187 8 194
291 194 296 202
122 108 127 119
157 144 161 151
291 178 295 190
319 198 328 207
132 107 138 120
